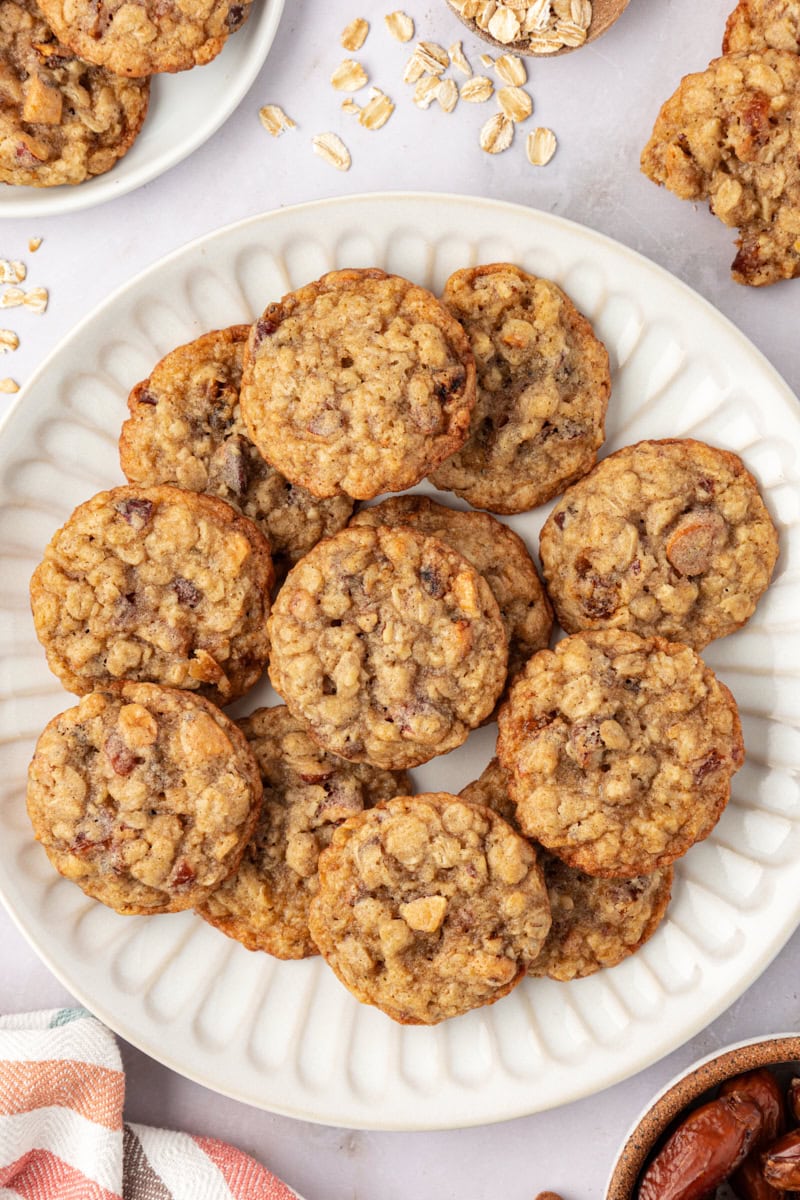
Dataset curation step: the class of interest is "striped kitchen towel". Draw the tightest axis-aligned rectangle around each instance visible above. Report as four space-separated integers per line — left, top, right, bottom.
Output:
0 1008 299 1200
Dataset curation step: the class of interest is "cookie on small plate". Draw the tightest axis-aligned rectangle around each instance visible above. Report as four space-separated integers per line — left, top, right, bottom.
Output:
119 325 354 580
197 705 409 960
308 792 552 1024
26 683 262 915
240 268 477 501
429 263 610 513
496 630 744 878
724 0 800 53
30 484 273 704
0 0 149 187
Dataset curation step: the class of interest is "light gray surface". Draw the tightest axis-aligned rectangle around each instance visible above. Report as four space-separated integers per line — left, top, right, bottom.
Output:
2 1 799 1197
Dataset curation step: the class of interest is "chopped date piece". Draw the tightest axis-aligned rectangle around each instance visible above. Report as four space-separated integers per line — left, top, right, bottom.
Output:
114 497 153 529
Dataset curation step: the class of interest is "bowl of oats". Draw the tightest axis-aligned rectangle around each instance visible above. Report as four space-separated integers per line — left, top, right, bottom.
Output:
445 0 630 56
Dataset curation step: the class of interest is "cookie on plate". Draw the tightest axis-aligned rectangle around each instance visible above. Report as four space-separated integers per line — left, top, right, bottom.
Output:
724 0 800 53
0 0 149 187
428 263 611 513
308 793 552 1024
460 759 673 981
239 268 477 501
26 683 262 915
539 439 779 650
119 325 354 580
496 630 745 878
34 0 250 76
267 524 508 770
197 706 409 960
30 484 273 705
350 495 552 680
641 50 800 286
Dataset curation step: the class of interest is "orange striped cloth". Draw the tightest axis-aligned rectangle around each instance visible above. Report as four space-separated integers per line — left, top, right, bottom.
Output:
0 1009 300 1200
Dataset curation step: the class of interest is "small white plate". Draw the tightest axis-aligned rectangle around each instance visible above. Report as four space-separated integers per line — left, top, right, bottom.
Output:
0 0 284 217
1 193 800 1130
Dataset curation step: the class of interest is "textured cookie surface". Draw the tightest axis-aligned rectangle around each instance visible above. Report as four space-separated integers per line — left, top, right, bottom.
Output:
460 758 673 981
351 495 552 679
34 0 250 75
26 683 262 914
30 484 273 704
119 326 353 579
641 51 800 286
197 706 409 959
308 793 552 1024
240 269 476 501
724 0 800 53
429 263 610 513
496 630 744 877
539 439 778 649
268 525 508 770
0 0 149 187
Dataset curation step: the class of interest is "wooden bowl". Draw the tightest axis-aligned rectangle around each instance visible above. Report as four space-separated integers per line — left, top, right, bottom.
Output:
443 0 631 58
606 1034 800 1199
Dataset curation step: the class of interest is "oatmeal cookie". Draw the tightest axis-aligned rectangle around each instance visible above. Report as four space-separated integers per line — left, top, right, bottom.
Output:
724 0 800 54
239 268 477 501
428 264 610 513
34 0 250 76
460 758 673 980
119 326 353 580
308 793 552 1024
496 630 744 878
641 50 800 286
30 484 273 704
0 0 149 187
539 439 779 649
26 683 262 915
350 495 552 679
267 525 508 771
197 706 409 959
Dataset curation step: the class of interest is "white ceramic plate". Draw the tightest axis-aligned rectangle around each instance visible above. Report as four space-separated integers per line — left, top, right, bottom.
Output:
0 0 284 217
1 193 799 1131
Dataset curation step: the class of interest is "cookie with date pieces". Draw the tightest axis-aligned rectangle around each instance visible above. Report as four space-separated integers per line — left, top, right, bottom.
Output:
0 0 149 187
539 439 779 650
307 792 552 1024
119 325 353 580
641 50 800 286
196 705 410 960
724 0 800 53
30 484 273 705
267 524 508 771
428 263 610 513
239 268 477 501
496 630 744 878
26 682 263 915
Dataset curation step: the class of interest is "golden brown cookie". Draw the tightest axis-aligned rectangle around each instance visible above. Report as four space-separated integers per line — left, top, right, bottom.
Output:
119 325 354 580
429 264 610 513
197 706 409 959
496 630 744 878
239 268 477 501
26 683 262 915
539 439 779 650
267 525 508 770
350 495 552 680
641 50 800 286
0 0 149 187
308 793 552 1024
724 0 800 53
30 484 273 705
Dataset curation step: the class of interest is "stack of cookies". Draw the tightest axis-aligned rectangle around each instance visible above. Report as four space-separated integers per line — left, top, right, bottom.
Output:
26 262 779 1026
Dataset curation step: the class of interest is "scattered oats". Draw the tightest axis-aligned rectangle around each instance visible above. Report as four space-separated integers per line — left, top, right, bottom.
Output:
0 286 25 308
571 0 592 25
258 104 296 137
331 58 369 91
0 377 19 393
402 53 426 84
413 73 441 108
437 77 459 112
385 10 414 41
554 19 587 46
0 329 19 352
23 285 48 313
495 53 526 85
0 259 25 284
479 53 494 67
415 41 449 74
497 85 532 121
341 17 369 51
449 40 472 76
360 88 395 129
480 111 514 153
488 6 520 43
527 125 557 164
460 75 494 102
341 97 361 115
28 238 42 253
312 132 351 171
